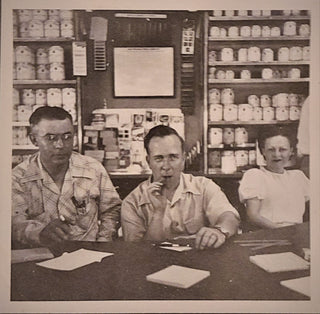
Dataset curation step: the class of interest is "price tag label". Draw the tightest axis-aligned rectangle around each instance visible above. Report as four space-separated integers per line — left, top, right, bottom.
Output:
72 41 87 76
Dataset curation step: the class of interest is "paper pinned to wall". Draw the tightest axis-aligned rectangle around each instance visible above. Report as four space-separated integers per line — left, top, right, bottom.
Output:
36 248 113 271
114 47 174 97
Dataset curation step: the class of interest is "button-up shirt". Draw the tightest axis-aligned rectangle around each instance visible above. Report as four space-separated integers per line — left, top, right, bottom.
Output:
121 173 239 241
12 152 121 246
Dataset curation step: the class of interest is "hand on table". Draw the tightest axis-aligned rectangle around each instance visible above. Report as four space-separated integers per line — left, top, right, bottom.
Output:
39 218 70 245
195 227 227 250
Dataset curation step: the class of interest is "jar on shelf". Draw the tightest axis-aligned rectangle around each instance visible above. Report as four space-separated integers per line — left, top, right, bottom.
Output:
221 151 236 174
35 89 47 106
235 127 249 146
209 128 223 146
44 19 60 38
223 127 235 145
22 89 36 106
49 63 65 81
47 88 62 106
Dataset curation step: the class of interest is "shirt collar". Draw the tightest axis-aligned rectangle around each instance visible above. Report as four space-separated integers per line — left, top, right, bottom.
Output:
19 152 95 183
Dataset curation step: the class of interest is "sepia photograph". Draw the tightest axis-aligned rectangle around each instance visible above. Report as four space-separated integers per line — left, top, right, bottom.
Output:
0 0 319 312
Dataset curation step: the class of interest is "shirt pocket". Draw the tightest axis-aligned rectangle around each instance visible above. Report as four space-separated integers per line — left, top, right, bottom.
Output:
73 185 100 229
184 216 204 235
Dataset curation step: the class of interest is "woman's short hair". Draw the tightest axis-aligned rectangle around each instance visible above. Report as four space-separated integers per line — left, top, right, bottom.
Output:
29 106 73 129
144 125 185 154
257 125 297 154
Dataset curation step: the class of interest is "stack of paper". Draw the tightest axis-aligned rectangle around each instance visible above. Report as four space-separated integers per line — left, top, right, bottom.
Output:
146 265 210 288
249 252 310 273
36 249 113 271
280 276 310 297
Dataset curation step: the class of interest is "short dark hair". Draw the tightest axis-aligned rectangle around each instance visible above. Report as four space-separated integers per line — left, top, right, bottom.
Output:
144 125 185 154
257 125 297 154
29 106 73 129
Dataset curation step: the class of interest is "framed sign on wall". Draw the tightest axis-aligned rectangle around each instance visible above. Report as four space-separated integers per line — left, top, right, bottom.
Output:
113 47 174 97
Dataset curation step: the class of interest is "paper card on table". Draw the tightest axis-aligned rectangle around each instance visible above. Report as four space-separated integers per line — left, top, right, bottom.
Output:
146 265 210 288
280 276 310 297
161 246 192 252
11 247 54 264
249 252 310 273
36 248 113 271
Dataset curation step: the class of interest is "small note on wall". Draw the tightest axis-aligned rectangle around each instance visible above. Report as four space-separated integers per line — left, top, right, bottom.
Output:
73 41 87 76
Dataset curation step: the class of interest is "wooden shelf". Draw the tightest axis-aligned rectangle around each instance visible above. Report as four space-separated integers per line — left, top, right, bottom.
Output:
12 121 78 127
209 61 310 66
12 145 37 150
209 15 310 21
208 120 299 126
207 170 244 178
14 37 75 42
208 144 256 150
13 80 77 86
208 78 309 84
208 36 310 42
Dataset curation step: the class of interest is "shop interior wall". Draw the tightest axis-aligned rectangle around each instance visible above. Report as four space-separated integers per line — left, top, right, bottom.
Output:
79 10 204 153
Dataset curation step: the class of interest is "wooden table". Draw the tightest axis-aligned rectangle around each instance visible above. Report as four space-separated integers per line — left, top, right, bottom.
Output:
11 222 310 301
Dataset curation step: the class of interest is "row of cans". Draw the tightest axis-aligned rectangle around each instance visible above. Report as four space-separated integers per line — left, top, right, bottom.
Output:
13 88 76 106
209 150 257 173
209 127 249 146
209 88 306 106
15 19 74 38
14 46 64 64
208 67 304 80
209 22 310 39
13 103 77 123
209 104 301 122
14 62 65 80
209 46 310 63
14 9 73 23
210 10 310 17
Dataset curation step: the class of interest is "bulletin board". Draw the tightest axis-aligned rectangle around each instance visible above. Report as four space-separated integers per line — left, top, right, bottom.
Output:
113 47 174 97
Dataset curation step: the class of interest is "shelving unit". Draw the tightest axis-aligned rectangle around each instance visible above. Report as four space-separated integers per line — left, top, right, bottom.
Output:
12 10 82 167
203 10 310 175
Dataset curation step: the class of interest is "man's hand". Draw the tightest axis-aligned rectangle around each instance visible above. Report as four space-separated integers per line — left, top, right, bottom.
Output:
195 227 226 250
39 218 70 245
147 181 167 212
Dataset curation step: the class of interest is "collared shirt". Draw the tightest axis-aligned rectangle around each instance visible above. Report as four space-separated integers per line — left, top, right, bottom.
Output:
12 152 121 246
121 173 239 241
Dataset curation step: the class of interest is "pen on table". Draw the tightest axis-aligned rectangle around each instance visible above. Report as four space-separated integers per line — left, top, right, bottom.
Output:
153 243 190 247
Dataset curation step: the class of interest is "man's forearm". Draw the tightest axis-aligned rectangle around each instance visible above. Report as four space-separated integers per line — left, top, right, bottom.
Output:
144 212 166 241
214 211 240 237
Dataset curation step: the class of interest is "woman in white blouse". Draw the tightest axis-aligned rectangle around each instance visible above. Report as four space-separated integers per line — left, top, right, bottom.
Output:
238 126 309 230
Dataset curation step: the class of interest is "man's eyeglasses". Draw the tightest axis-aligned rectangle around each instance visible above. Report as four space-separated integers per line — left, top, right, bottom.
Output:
38 133 74 144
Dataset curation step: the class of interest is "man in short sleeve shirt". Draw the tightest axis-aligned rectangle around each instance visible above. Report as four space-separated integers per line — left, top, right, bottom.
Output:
121 125 240 250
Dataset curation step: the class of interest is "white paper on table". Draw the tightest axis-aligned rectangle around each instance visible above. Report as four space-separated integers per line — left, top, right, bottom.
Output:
249 252 310 273
161 246 192 252
280 276 310 297
146 265 210 289
36 248 113 271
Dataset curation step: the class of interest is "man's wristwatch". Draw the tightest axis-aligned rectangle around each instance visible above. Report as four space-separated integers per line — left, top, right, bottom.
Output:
213 225 230 239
